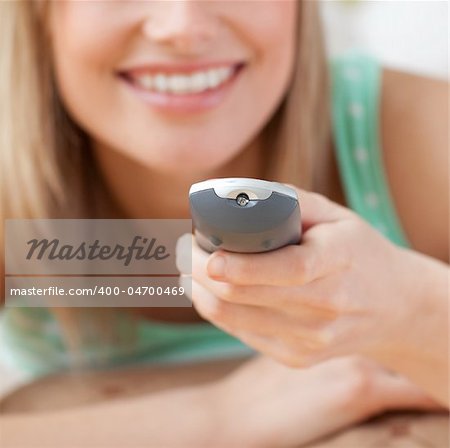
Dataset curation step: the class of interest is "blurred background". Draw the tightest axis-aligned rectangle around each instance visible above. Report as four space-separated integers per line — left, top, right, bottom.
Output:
321 0 449 80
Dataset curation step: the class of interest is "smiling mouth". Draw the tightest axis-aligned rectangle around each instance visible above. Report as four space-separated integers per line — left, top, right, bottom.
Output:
118 62 246 96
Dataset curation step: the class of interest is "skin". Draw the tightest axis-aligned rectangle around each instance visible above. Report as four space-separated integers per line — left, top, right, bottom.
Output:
1 1 448 446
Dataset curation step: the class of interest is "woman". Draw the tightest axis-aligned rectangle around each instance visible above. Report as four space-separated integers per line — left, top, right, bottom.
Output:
1 1 448 446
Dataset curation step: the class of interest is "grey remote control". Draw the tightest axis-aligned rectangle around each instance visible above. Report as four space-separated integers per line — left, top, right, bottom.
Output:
189 178 302 253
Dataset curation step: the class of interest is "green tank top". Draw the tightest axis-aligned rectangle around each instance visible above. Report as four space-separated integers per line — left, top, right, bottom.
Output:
0 51 411 377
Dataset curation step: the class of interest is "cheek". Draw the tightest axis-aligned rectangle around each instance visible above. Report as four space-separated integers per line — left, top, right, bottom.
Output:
51 1 135 65
231 3 297 137
50 2 132 134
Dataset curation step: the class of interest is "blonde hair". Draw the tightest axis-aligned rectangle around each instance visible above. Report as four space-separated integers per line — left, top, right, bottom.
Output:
0 2 114 227
0 1 332 361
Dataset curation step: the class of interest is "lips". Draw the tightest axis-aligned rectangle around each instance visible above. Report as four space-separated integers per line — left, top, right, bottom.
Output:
117 61 246 113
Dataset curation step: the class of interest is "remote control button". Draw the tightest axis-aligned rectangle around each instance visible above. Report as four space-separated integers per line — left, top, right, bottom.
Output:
236 193 250 207
209 235 222 246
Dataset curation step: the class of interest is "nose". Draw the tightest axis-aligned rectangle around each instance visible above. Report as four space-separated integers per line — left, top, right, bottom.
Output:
142 2 218 55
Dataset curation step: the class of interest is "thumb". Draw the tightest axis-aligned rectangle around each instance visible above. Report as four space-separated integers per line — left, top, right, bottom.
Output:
374 371 444 412
285 184 354 231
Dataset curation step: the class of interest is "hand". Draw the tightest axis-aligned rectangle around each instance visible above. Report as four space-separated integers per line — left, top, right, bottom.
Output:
208 355 440 448
179 188 419 368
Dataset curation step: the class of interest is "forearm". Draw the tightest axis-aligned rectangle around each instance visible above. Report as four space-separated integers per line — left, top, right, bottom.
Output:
373 249 449 406
1 384 218 447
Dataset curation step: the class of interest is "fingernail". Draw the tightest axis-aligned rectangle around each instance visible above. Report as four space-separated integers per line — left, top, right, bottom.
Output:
176 233 192 274
208 254 226 279
179 274 192 301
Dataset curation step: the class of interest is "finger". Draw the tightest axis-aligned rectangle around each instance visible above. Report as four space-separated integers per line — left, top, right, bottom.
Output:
194 253 337 320
193 237 338 317
189 279 327 350
190 278 274 337
176 233 193 275
206 236 347 287
373 371 444 412
179 274 193 300
192 238 281 307
285 185 355 232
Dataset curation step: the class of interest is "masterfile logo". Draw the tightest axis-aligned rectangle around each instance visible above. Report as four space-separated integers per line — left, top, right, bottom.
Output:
25 236 170 266
5 219 192 308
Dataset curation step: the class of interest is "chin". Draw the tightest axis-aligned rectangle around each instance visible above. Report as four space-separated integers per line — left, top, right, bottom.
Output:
141 147 236 174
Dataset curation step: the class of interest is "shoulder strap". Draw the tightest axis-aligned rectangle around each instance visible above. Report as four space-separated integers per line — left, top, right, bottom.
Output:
330 51 410 248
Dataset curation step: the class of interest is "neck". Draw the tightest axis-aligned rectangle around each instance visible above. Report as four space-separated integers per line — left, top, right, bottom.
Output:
92 137 265 219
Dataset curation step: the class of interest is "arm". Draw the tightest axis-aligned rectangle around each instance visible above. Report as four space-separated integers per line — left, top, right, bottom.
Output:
1 355 440 448
368 247 449 406
1 385 215 447
372 69 449 401
381 68 449 264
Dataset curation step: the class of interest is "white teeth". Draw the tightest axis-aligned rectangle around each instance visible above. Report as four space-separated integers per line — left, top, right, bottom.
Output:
134 66 236 94
218 67 233 81
168 75 189 94
207 70 222 89
153 74 169 92
190 72 208 93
